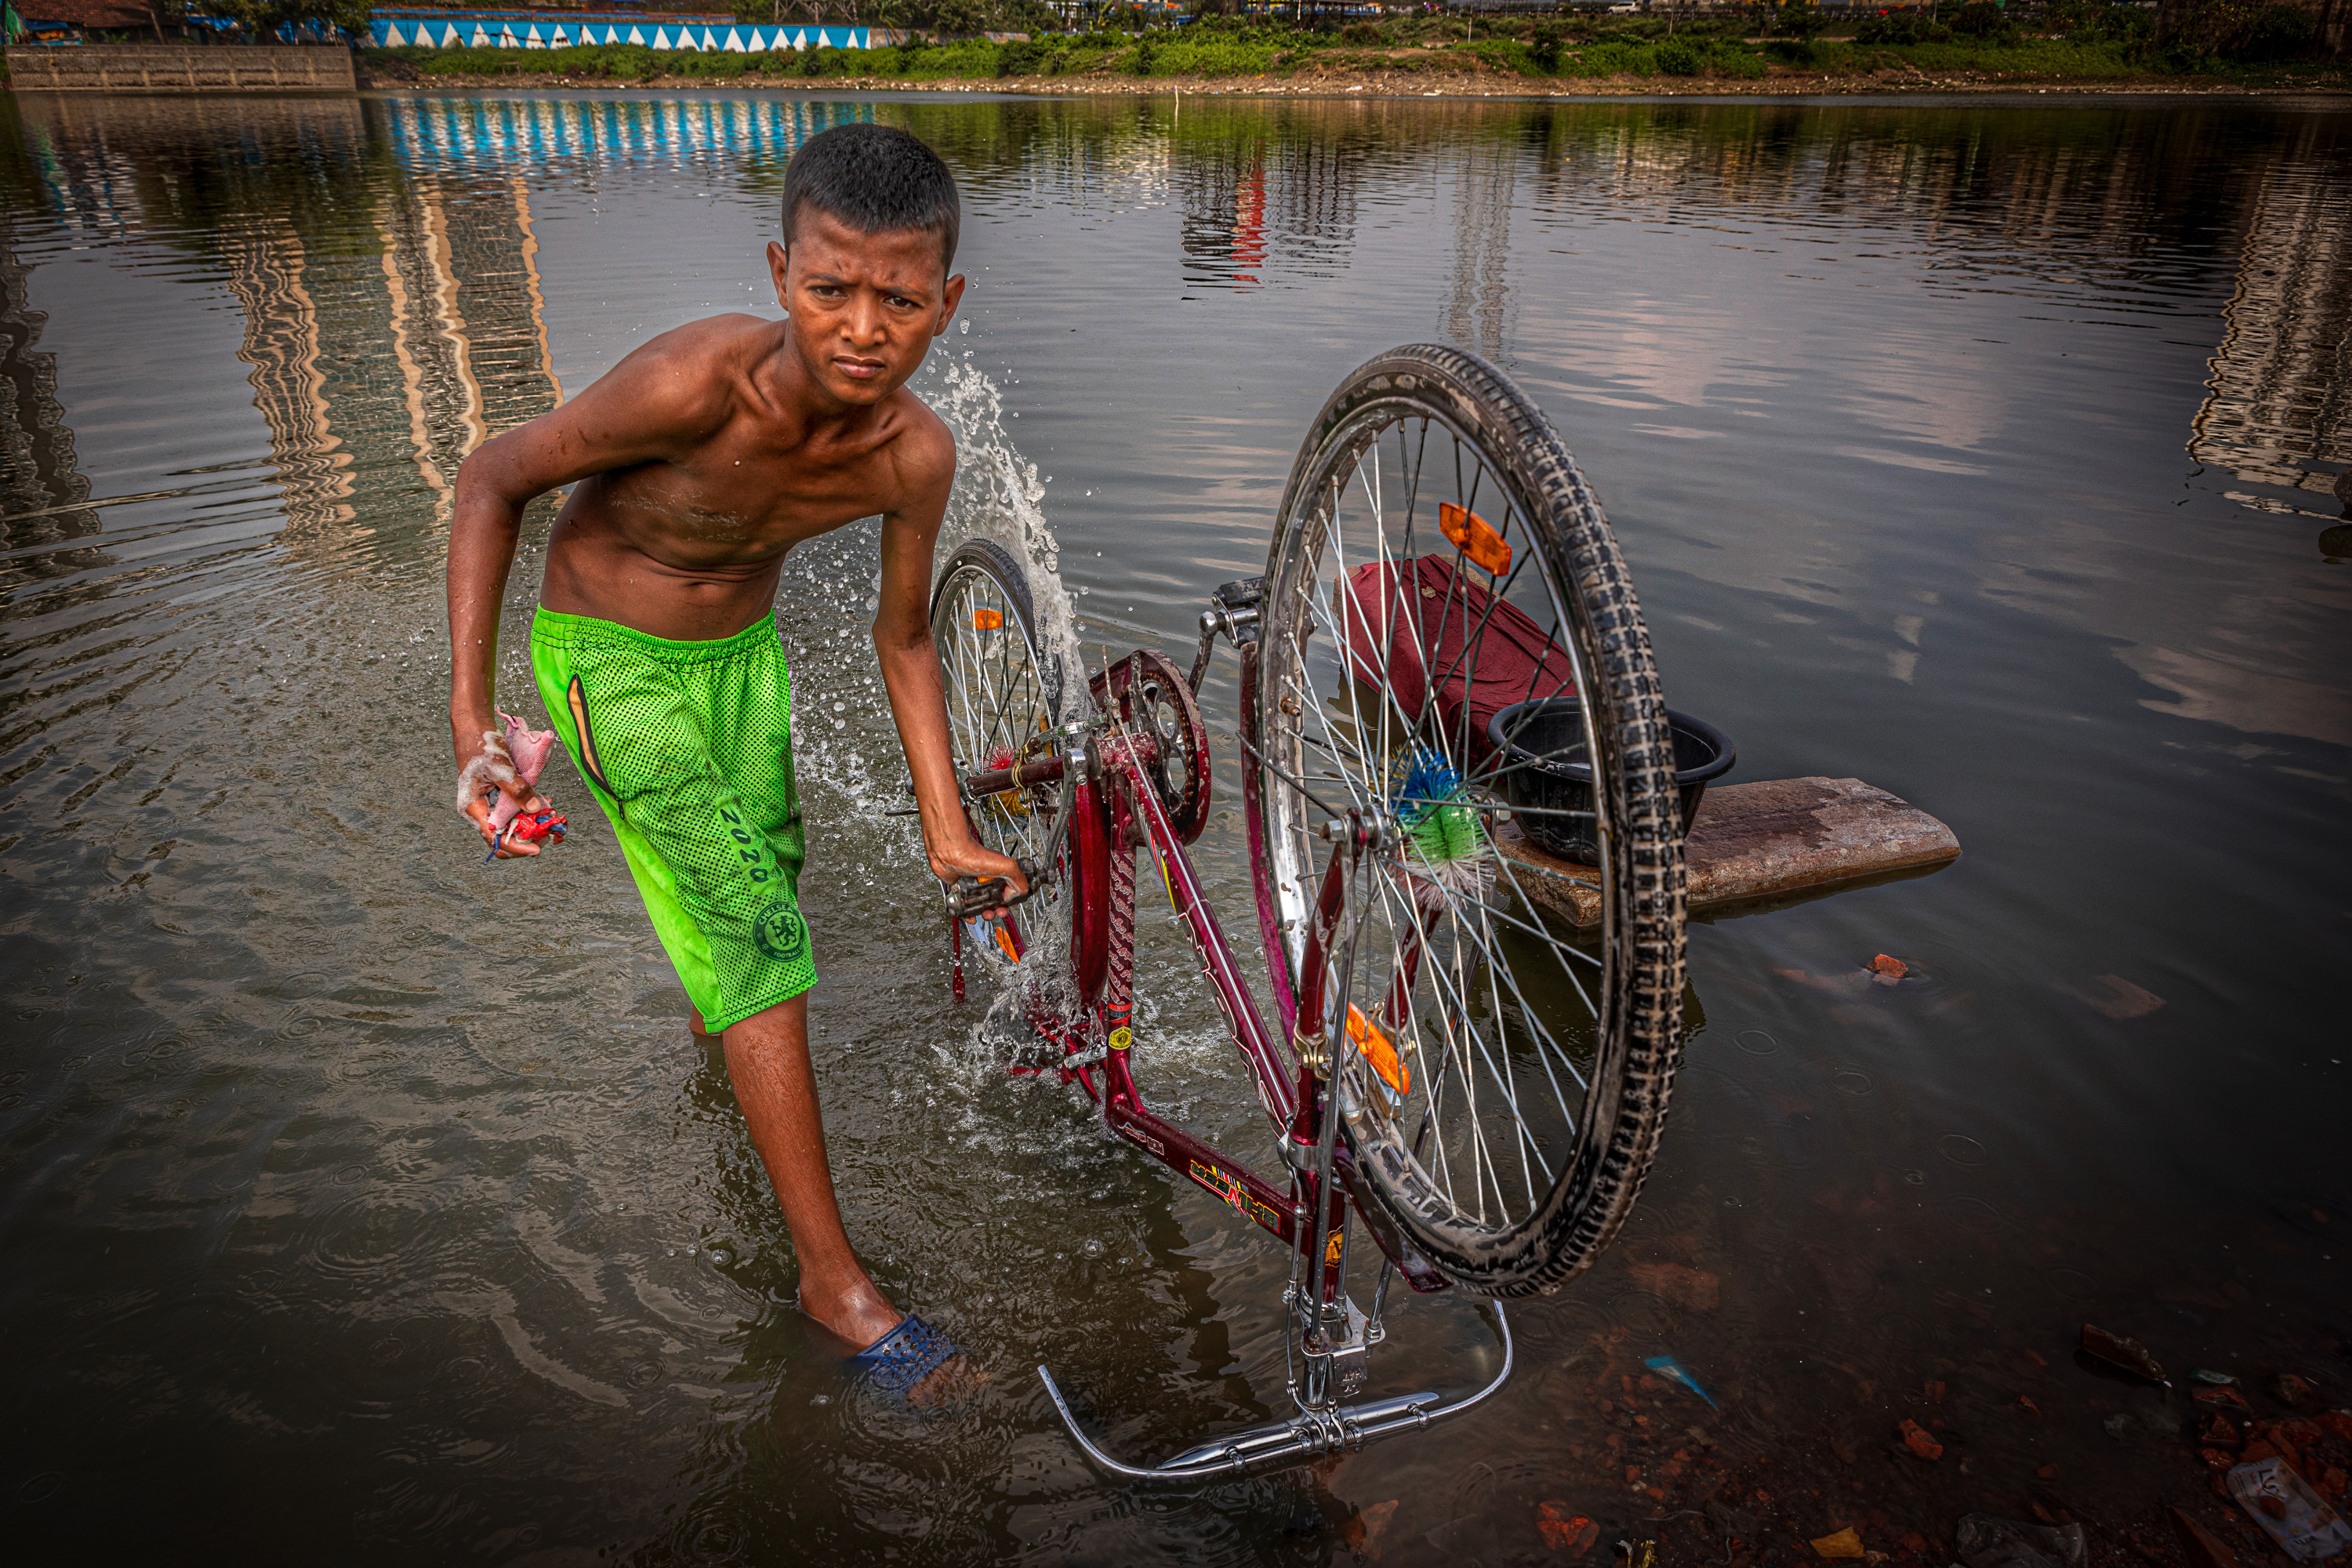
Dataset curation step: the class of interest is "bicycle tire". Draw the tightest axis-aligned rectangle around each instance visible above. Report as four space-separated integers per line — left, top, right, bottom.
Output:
930 538 1071 976
1250 344 1688 1298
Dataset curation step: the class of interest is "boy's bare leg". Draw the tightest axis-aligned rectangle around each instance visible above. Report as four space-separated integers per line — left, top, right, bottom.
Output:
718 995 903 1351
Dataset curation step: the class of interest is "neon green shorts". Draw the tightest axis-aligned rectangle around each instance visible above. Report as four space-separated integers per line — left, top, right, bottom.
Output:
529 607 815 1033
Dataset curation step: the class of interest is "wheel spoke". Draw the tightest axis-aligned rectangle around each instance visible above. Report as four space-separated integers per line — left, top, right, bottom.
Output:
1361 860 1561 1213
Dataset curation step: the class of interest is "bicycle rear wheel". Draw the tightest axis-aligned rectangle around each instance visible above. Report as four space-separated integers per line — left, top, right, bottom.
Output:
1251 345 1687 1298
931 539 1069 977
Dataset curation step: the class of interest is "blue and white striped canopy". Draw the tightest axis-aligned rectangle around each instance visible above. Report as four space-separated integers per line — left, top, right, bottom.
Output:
368 19 876 52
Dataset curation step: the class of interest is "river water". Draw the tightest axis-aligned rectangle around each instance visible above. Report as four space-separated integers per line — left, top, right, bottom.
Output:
3 88 2347 1564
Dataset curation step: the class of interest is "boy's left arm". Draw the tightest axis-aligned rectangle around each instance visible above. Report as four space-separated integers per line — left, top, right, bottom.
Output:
873 474 1026 906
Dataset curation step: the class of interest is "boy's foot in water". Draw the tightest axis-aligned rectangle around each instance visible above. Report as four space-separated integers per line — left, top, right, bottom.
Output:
805 1294 987 1408
693 1003 984 1409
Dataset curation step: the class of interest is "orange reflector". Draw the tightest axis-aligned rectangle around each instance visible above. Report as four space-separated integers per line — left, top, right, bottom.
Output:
993 924 1021 963
1345 1005 1411 1098
972 608 1004 631
1440 502 1512 576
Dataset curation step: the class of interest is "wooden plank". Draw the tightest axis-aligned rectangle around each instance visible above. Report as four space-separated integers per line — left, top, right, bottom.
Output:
1497 776 1960 929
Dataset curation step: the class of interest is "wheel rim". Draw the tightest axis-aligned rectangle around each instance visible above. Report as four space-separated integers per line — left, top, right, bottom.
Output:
1259 399 1638 1251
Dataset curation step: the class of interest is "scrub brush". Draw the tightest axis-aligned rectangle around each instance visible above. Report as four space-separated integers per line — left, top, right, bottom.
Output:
1388 750 1486 870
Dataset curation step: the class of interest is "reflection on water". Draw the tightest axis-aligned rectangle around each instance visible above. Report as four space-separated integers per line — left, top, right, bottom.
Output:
2 89 2347 1563
0 205 99 575
1178 123 1363 292
2192 115 2352 499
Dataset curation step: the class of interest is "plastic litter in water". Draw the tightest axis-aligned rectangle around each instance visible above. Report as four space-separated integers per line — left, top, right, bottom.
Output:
1535 1503 1597 1555
1956 1515 2085 1568
2080 1323 2169 1385
2227 1456 2352 1562
1809 1526 1865 1560
1644 1355 1719 1410
1898 1417 1943 1461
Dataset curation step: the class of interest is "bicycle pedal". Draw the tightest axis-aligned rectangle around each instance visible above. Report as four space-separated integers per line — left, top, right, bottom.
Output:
948 857 1043 920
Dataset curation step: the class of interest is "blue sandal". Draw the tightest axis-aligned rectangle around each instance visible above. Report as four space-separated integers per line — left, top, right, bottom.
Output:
846 1315 960 1397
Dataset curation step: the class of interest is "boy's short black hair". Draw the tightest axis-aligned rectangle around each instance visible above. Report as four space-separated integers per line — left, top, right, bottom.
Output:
781 124 961 275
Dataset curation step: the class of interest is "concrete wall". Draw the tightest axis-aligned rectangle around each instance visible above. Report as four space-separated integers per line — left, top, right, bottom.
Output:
5 45 358 93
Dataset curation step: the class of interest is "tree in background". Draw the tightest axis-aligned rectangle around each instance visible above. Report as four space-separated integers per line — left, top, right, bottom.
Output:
206 0 370 39
2158 0 2339 57
733 0 1051 34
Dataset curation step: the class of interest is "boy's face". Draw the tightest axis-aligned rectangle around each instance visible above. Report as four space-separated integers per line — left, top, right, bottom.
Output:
768 209 964 409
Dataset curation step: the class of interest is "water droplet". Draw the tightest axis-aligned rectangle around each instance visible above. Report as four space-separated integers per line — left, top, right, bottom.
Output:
958 320 970 334
1083 1239 1103 1258
810 1393 830 1406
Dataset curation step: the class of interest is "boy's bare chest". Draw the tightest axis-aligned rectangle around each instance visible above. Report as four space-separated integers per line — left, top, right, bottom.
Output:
591 433 890 561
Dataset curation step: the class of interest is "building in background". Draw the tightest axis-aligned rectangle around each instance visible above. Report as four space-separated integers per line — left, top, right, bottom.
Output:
8 0 162 42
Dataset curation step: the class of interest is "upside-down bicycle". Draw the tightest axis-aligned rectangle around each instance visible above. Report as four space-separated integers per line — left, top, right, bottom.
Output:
928 344 1690 1480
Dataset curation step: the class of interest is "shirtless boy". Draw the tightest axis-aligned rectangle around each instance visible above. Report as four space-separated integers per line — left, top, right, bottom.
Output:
445 125 1020 1397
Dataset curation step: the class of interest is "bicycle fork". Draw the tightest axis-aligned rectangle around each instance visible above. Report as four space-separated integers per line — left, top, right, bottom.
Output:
1289 826 1368 1410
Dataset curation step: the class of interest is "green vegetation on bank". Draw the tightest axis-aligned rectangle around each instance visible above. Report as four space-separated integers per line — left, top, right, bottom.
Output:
363 2 2345 89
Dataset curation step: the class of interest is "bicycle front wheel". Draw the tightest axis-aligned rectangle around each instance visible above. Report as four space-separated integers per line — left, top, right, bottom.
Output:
1252 345 1687 1298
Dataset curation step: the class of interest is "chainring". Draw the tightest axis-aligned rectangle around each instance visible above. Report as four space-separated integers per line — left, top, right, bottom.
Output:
1092 648 1214 844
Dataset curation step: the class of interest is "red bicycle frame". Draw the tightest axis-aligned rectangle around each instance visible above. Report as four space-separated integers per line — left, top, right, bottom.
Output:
969 641 1448 1305
953 630 1512 1482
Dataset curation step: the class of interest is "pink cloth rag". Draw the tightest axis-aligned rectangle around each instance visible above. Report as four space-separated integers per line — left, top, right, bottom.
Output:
486 711 557 832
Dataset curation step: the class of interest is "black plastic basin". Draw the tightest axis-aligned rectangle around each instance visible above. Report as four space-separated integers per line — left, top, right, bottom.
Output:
1484 698 1736 864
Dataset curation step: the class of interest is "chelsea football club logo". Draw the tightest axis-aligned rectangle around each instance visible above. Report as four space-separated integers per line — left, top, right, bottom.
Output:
754 903 808 964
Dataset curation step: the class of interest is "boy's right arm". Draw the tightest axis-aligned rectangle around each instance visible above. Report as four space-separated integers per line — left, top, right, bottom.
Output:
446 335 725 855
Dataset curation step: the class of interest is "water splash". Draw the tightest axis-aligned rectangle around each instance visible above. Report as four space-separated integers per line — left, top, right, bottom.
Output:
924 358 1093 721
918 358 1120 1050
